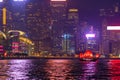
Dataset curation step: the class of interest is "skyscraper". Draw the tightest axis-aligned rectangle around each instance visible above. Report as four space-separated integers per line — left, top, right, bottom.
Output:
100 2 120 55
67 8 79 53
26 0 51 53
10 0 27 31
0 0 11 31
50 0 67 54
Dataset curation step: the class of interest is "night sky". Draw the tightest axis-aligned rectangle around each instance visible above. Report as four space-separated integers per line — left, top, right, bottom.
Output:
68 0 120 26
70 0 119 10
42 0 120 26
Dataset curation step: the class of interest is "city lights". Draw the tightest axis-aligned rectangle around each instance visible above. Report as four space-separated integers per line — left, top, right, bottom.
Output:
2 8 6 25
69 9 78 12
51 0 66 1
107 26 120 30
86 34 95 38
0 0 3 2
62 34 70 39
13 0 25 1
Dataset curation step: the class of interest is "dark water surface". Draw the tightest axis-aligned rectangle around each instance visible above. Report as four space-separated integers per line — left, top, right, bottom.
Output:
0 59 120 80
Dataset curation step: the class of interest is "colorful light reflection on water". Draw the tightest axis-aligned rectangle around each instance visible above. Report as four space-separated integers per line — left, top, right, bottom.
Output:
108 60 120 80
0 59 120 79
44 59 73 80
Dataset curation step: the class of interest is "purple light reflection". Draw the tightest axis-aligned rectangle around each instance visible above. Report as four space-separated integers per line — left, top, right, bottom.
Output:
6 60 31 80
79 61 97 80
44 59 73 80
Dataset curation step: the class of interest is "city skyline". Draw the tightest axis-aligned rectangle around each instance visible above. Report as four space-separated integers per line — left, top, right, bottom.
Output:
0 1 120 80
0 0 120 56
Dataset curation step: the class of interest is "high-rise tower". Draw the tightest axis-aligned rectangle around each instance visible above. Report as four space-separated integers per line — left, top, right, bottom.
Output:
67 8 79 53
50 0 67 54
26 0 51 53
11 0 26 31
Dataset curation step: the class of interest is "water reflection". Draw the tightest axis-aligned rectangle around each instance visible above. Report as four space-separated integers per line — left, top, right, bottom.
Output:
7 59 31 80
0 60 9 80
45 59 73 80
108 59 120 80
0 59 120 80
68 61 97 80
79 61 97 80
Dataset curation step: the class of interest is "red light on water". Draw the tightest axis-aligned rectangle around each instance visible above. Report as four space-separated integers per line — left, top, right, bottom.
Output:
109 60 120 80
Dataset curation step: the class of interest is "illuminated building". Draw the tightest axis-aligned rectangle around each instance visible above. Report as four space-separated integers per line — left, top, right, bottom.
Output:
76 21 88 53
8 30 34 55
84 26 99 53
100 2 120 55
26 0 51 53
78 22 100 53
114 3 119 13
106 24 120 56
0 0 27 32
85 33 99 53
0 31 6 55
0 0 12 31
10 0 26 31
50 0 67 53
62 34 75 54
67 8 79 53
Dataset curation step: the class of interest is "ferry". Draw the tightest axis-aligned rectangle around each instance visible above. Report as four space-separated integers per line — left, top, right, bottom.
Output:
79 50 100 61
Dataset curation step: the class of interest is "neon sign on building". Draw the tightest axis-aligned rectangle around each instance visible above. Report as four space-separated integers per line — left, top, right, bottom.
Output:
86 34 95 38
107 26 120 30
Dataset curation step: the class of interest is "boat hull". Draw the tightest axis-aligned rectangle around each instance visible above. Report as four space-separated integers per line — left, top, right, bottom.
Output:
79 58 98 61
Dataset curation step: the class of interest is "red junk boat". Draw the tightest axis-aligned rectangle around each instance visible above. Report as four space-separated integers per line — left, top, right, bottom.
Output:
79 50 100 61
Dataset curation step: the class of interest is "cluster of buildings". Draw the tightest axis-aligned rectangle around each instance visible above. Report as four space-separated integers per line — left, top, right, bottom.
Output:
0 0 119 57
0 29 34 56
100 2 120 57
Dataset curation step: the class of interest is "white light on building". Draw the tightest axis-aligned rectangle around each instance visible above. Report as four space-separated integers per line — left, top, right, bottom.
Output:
107 26 120 30
86 34 95 39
